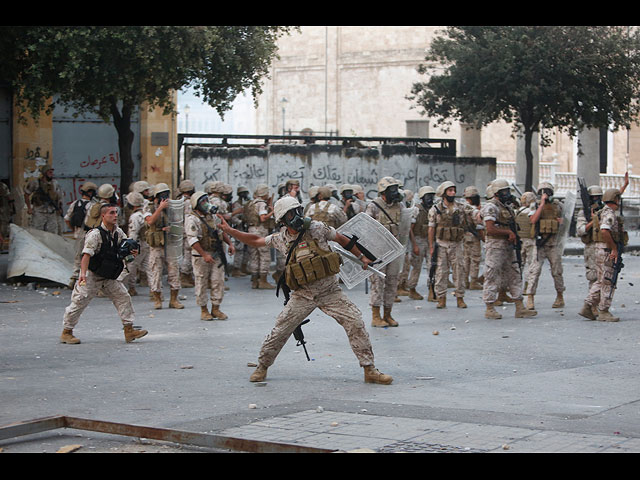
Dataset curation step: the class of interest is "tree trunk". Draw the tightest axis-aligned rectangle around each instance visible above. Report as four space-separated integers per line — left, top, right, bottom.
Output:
523 125 534 192
110 100 135 203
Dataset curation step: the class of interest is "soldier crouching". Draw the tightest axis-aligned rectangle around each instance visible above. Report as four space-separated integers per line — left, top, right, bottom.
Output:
217 196 393 385
60 204 148 344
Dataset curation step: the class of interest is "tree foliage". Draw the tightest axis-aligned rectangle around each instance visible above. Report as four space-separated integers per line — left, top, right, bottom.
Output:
408 26 640 191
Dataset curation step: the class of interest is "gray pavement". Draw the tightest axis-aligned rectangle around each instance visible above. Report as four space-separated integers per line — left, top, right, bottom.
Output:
1 238 640 453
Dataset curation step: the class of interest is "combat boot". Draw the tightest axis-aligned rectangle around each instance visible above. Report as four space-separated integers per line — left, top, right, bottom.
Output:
383 306 399 327
169 289 184 309
427 287 436 302
257 274 275 289
231 267 247 278
597 309 619 322
396 281 410 296
128 287 138 296
60 328 81 344
201 305 214 321
526 294 535 311
152 291 163 309
436 295 446 309
251 274 259 289
497 289 514 304
123 324 148 343
469 277 483 290
457 296 467 308
371 306 387 327
578 302 597 321
250 364 268 382
408 288 424 300
180 272 194 288
363 366 393 385
552 292 565 308
515 299 537 317
211 305 228 320
485 303 502 319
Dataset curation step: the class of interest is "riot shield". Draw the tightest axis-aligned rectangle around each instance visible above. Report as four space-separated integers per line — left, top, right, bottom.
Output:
557 191 576 256
329 212 405 289
165 198 184 263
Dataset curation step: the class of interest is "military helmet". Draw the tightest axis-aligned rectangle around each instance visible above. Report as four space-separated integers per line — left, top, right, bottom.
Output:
221 183 233 195
126 192 145 207
437 180 456 197
418 185 436 199
339 184 354 195
190 191 209 210
97 183 115 199
537 182 554 194
317 186 332 200
308 185 319 200
206 180 224 194
486 183 495 199
352 184 364 193
285 179 300 190
588 185 603 196
39 164 54 175
491 179 510 193
377 176 400 193
254 184 269 198
520 191 537 206
179 179 195 193
153 183 170 196
463 186 480 198
237 185 249 194
80 181 98 193
325 183 337 193
132 181 150 194
274 196 302 223
603 188 621 203
402 189 414 202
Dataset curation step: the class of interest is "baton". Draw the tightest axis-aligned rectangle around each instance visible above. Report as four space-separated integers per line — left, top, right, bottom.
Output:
337 249 386 279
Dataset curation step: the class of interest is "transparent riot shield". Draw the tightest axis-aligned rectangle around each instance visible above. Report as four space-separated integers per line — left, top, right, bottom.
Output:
165 198 184 263
557 190 576 256
329 212 405 289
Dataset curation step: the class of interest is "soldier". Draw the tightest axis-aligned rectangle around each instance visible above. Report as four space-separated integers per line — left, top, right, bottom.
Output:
307 186 348 228
273 180 302 282
515 191 538 293
365 176 404 327
400 185 436 301
244 184 275 289
217 196 393 385
324 183 341 206
177 179 196 288
0 181 15 251
524 182 565 310
64 181 98 289
428 181 468 309
230 185 251 277
123 191 148 296
339 184 362 220
186 191 235 321
461 186 484 290
145 183 184 310
579 188 627 322
303 185 319 216
24 164 64 234
480 179 536 319
60 203 148 344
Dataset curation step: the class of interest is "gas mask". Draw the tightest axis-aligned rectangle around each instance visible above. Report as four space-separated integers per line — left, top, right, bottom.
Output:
538 188 553 202
196 196 218 215
239 192 249 202
85 189 96 199
283 206 306 231
422 194 435 209
590 196 604 211
469 195 480 207
156 191 170 202
496 188 512 205
384 186 402 204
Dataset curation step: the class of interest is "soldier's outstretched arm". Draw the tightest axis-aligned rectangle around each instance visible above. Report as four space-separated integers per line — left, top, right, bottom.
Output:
217 214 266 248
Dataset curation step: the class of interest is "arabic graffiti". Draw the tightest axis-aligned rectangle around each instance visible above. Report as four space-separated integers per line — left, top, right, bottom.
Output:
80 152 120 170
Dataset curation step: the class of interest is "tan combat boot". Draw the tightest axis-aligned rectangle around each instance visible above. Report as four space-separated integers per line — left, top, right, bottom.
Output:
231 267 247 278
469 277 483 290
363 366 393 385
60 328 81 344
408 288 424 300
211 305 228 320
383 306 399 327
597 309 619 322
552 292 565 308
201 305 214 321
497 289 514 304
371 306 387 327
427 287 436 302
128 287 138 296
578 302 597 321
436 295 446 309
250 364 268 382
515 299 537 318
169 289 184 309
457 296 467 308
526 294 535 311
152 291 163 309
485 303 502 319
123 324 148 343
257 274 275 289
396 281 410 296
251 274 259 289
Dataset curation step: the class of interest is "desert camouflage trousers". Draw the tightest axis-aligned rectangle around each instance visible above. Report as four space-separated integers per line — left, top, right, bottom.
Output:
482 239 523 304
585 245 617 310
524 241 565 295
192 254 225 306
31 210 61 234
369 254 402 307
583 242 597 289
405 236 430 289
233 238 249 269
434 240 465 298
257 277 374 368
248 225 271 274
180 235 193 275
63 271 135 330
123 241 149 289
462 234 482 281
70 232 86 281
148 246 181 292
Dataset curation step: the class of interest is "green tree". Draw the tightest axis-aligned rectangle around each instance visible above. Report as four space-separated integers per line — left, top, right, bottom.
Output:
408 26 640 191
1 25 294 194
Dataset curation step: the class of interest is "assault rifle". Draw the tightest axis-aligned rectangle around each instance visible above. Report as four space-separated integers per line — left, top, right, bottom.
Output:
293 319 311 361
606 240 625 299
428 242 438 300
577 177 592 223
35 186 63 216
508 218 523 278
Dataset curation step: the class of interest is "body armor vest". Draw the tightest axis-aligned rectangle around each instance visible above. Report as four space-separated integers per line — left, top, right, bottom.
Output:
486 199 516 239
536 202 560 234
144 203 167 248
88 226 124 279
414 204 430 238
245 199 267 227
310 202 337 228
592 209 628 246
285 231 342 290
373 200 402 237
31 178 59 207
195 214 221 252
434 203 465 242
515 207 534 239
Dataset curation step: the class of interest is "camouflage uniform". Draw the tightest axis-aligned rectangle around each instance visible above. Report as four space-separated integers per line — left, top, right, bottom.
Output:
306 199 348 229
145 200 181 296
462 202 483 287
231 195 251 274
246 197 272 276
576 207 599 290
24 172 63 234
64 195 98 285
406 203 430 291
123 203 150 293
0 182 14 248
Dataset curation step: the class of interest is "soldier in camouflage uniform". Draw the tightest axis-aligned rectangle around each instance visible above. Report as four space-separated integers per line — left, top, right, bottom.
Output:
145 183 184 310
579 188 627 322
273 180 302 282
24 164 64 234
480 179 537 320
217 196 393 385
230 185 251 277
524 182 565 310
65 181 98 289
60 204 148 344
122 191 148 296
428 181 468 309
462 186 484 290
515 191 538 293
303 185 319 216
175 179 196 287
307 186 348 229
339 184 364 220
365 176 404 327
186 191 235 321
244 184 275 289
